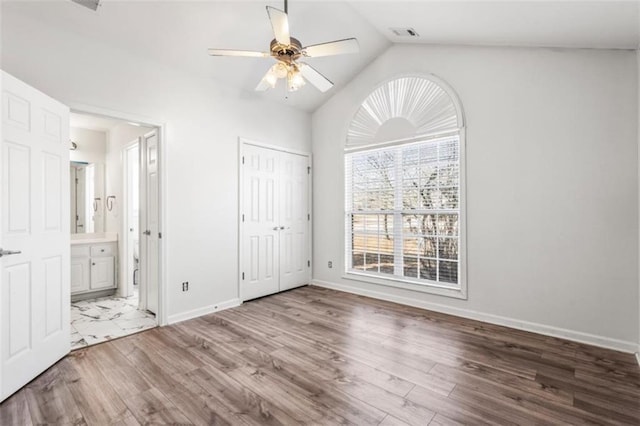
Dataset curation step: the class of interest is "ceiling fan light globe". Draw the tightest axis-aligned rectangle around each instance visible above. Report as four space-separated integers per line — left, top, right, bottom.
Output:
275 63 289 78
287 69 306 92
265 73 278 88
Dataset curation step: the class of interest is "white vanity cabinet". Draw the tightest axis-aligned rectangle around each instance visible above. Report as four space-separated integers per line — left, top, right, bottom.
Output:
70 241 117 299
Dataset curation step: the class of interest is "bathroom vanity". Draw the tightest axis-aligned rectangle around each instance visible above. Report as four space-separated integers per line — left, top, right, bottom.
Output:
70 234 118 301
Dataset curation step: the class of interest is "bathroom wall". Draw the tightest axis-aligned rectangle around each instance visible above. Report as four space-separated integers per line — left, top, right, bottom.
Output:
69 127 106 164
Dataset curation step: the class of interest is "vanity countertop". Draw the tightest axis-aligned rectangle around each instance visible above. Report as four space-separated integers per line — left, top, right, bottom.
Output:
71 233 118 246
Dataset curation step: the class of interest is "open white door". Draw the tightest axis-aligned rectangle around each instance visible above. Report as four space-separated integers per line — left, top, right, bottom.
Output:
140 130 159 314
0 71 70 401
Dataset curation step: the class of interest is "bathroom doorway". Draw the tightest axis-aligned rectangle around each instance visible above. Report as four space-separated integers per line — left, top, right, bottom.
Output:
68 111 162 350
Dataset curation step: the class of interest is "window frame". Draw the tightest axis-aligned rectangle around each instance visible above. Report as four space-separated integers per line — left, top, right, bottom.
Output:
344 130 467 300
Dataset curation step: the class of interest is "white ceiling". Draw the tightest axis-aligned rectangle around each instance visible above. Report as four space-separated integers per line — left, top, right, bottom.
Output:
4 1 639 112
351 1 640 50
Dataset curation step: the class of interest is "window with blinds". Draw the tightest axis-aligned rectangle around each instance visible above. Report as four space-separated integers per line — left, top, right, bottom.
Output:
345 136 461 288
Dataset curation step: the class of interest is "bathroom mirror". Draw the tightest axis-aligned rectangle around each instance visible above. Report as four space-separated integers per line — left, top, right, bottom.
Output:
70 162 105 234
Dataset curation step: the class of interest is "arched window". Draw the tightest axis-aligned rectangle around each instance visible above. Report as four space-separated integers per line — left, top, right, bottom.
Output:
344 75 466 298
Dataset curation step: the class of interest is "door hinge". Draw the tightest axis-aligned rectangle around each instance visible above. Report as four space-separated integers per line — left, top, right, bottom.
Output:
242 272 245 280
242 214 245 222
242 156 245 164
307 213 310 221
307 166 311 174
158 232 162 239
307 260 310 267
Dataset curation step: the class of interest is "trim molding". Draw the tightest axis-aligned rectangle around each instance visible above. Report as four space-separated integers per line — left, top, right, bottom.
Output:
167 298 241 325
636 350 640 367
311 279 638 354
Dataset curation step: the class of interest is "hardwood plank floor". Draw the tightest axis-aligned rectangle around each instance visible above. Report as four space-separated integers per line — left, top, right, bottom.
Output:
1 285 639 425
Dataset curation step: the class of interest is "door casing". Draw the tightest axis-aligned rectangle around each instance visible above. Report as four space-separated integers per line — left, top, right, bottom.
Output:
69 103 168 326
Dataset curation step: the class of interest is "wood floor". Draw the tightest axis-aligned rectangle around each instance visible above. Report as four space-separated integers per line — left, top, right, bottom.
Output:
1 286 639 425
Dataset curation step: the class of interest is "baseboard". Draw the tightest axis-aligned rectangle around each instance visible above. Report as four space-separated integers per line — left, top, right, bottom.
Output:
311 279 638 354
636 350 640 367
167 298 242 325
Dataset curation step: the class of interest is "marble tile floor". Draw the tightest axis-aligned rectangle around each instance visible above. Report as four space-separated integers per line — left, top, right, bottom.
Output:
70 288 156 350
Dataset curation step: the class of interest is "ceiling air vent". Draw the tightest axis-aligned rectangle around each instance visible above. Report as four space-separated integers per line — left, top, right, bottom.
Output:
71 0 101 11
390 27 420 38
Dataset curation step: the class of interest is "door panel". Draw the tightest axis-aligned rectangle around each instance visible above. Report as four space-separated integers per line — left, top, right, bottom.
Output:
5 263 30 358
278 151 309 291
5 143 30 234
43 256 62 337
43 153 62 232
241 144 280 301
1 71 70 401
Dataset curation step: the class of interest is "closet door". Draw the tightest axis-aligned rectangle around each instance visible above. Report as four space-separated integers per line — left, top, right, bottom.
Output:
279 151 310 291
241 144 280 300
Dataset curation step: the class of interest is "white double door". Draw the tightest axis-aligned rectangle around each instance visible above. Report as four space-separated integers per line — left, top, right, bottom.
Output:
241 143 310 301
1 71 70 401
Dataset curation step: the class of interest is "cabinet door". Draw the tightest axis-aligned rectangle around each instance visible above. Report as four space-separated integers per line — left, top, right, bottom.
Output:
70 258 90 294
90 256 115 290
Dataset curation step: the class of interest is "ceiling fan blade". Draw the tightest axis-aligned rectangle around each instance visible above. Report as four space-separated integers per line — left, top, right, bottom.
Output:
299 63 333 93
208 49 270 58
266 6 291 46
303 38 359 58
255 67 277 91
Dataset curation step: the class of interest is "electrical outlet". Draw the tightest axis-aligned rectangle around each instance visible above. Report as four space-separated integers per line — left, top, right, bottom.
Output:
328 261 333 269
182 281 189 291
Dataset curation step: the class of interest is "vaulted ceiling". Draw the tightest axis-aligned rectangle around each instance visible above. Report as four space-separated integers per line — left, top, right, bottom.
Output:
3 1 639 112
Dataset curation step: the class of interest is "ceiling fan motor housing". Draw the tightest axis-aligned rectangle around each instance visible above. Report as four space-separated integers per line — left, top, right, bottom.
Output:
270 37 303 63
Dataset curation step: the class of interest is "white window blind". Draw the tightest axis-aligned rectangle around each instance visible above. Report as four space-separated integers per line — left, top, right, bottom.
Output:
345 136 461 287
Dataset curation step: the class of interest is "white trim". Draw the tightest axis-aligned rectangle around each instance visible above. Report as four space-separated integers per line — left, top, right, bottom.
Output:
342 272 465 299
344 131 467 300
67 102 169 326
167 298 242 325
121 139 140 299
635 350 640 367
311 279 638 354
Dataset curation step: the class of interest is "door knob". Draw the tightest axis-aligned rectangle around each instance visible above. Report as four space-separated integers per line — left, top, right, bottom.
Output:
272 227 279 231
0 248 21 257
143 230 151 236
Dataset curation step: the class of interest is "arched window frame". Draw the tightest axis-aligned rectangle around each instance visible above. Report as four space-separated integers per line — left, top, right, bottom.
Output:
344 74 467 299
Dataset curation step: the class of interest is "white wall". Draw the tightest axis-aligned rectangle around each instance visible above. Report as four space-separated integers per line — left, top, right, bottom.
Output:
69 127 106 164
312 44 639 351
1 8 311 323
104 123 150 235
104 123 150 296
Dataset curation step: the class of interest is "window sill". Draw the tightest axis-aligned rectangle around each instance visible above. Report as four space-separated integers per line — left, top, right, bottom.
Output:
342 271 467 300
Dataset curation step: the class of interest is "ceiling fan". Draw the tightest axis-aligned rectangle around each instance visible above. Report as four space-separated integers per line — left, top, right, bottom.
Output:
208 0 359 93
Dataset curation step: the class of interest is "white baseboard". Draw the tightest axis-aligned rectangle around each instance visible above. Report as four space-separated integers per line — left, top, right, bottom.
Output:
167 298 242 325
311 279 638 354
635 350 640 367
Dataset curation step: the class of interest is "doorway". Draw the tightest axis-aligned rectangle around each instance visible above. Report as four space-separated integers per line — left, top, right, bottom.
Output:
68 111 161 349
